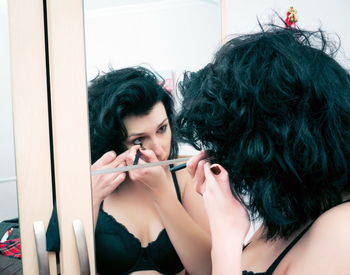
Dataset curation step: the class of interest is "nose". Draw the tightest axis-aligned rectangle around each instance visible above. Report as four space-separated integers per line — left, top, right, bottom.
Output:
145 137 166 161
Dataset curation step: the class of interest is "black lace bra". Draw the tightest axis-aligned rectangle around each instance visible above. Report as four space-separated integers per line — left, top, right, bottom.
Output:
95 206 183 274
47 169 184 274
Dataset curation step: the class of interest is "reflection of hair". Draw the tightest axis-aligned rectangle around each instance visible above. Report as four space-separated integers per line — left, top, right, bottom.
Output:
177 26 350 240
89 67 178 163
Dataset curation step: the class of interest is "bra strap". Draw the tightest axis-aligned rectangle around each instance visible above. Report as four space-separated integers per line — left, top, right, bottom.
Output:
266 198 350 274
265 222 314 274
170 164 182 203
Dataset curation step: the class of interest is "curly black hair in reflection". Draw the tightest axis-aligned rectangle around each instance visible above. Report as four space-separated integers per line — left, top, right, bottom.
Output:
88 66 178 163
176 26 350 240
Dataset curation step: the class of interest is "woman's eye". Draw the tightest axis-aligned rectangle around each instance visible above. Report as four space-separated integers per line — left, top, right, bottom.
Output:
158 125 167 133
132 137 143 145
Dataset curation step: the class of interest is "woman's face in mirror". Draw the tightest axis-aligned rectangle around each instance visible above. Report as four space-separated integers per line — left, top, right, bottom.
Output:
123 102 172 161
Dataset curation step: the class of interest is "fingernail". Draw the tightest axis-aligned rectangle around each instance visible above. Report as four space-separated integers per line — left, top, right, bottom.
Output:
210 165 221 175
134 141 145 150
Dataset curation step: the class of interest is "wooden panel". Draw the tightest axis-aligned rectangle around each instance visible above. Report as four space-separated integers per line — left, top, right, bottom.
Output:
7 0 57 274
221 0 230 43
45 0 96 274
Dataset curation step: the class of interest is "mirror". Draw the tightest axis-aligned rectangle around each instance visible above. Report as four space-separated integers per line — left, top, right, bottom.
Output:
84 0 222 156
83 0 221 273
0 0 22 271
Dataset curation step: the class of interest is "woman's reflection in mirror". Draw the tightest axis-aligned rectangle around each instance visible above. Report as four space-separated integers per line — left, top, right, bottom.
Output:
48 67 211 275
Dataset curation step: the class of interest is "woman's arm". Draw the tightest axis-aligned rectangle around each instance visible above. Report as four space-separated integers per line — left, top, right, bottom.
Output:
152 177 212 275
90 150 127 229
211 232 245 275
187 153 250 275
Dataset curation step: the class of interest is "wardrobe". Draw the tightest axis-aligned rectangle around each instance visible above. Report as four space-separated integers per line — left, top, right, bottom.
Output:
8 0 95 274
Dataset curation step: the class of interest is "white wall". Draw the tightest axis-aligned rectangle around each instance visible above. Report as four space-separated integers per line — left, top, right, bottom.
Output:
224 0 350 67
84 0 222 155
84 0 221 78
0 0 18 221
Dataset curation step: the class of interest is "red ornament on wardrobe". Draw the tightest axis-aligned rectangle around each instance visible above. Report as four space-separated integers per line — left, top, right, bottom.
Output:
285 6 298 28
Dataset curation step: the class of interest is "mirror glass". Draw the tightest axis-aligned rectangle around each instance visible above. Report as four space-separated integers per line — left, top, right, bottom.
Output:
83 0 221 272
0 0 22 270
84 0 222 156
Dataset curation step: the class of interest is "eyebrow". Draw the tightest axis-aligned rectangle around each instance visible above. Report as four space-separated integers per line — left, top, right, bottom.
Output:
127 118 168 137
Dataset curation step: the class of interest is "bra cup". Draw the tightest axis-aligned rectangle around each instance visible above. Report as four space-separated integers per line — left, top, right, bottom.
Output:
147 230 184 274
95 211 140 274
95 208 184 274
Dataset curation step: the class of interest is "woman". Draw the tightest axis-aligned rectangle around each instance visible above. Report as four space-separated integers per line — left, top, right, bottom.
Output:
176 26 350 274
48 67 211 275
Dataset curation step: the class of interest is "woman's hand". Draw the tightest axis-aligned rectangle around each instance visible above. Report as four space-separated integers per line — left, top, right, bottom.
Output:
125 145 170 196
91 150 127 207
187 152 250 242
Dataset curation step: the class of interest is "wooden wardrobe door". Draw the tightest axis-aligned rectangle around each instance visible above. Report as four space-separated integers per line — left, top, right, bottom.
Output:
8 0 57 274
45 0 96 274
221 0 230 43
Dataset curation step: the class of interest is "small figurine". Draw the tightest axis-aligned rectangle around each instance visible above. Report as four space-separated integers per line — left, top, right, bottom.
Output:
285 6 298 28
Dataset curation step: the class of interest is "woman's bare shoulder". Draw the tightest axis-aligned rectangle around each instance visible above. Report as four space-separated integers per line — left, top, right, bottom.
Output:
286 201 350 274
172 160 192 195
173 160 210 232
310 200 350 236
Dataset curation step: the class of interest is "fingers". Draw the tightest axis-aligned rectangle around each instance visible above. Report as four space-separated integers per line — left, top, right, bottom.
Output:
187 151 207 177
193 160 206 195
92 150 128 170
102 161 126 182
203 163 240 204
92 161 126 186
125 145 160 167
92 151 116 169
203 163 228 181
91 161 126 203
125 145 143 166
136 149 158 163
203 163 230 193
111 172 126 188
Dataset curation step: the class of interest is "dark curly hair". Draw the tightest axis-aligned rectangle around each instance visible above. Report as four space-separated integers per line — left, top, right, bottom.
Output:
176 26 350 240
88 66 178 163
